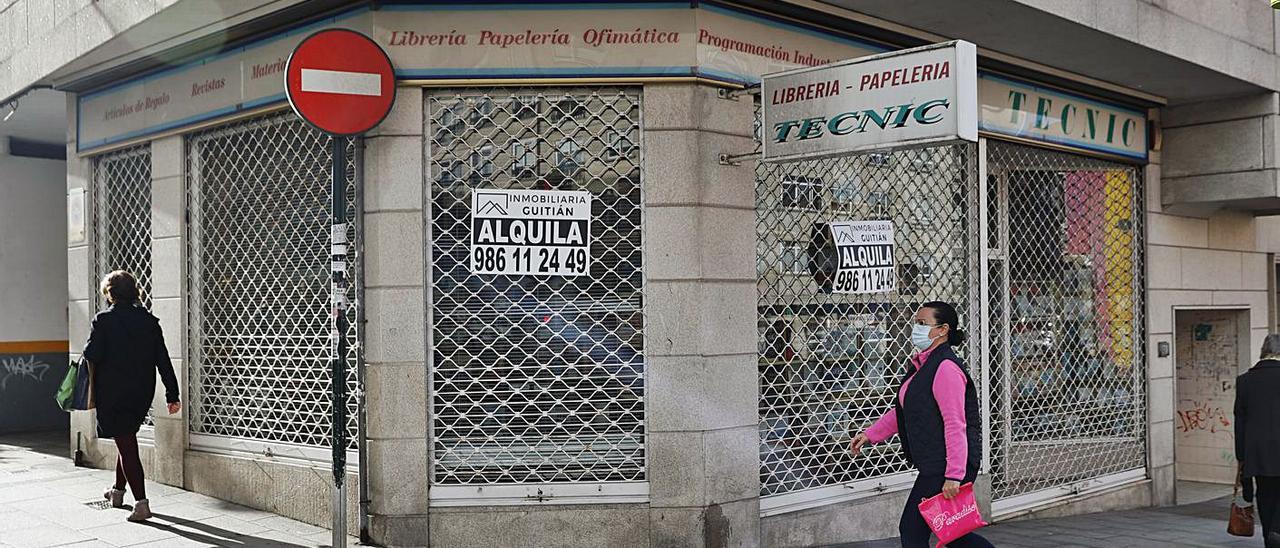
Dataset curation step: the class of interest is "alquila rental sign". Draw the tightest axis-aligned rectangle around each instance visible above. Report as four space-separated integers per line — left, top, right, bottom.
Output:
762 40 978 163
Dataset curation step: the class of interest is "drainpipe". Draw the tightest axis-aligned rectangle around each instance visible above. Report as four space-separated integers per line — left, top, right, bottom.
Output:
354 136 371 543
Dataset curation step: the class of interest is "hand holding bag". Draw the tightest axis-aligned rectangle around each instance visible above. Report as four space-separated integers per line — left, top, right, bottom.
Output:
918 482 988 548
1229 465 1255 537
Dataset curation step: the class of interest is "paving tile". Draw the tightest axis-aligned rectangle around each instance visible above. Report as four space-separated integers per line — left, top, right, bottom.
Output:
253 515 328 538
147 502 224 524
132 519 239 547
0 509 54 533
0 484 61 503
190 500 275 521
191 514 273 537
2 523 93 548
80 521 178 546
231 528 319 548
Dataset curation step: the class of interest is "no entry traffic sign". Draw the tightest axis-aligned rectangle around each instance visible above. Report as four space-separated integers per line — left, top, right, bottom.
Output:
286 28 395 136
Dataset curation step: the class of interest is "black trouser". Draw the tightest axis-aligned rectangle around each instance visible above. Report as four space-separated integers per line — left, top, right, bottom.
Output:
1258 476 1280 548
113 433 146 501
900 473 993 548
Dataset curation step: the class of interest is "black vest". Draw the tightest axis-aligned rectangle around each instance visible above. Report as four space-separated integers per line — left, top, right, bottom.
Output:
893 344 982 481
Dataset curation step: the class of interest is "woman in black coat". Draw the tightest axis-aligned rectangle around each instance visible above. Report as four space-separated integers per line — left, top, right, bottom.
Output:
1237 334 1280 548
83 270 181 522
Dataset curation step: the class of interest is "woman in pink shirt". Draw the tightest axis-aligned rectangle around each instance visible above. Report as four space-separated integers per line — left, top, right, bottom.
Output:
850 301 991 548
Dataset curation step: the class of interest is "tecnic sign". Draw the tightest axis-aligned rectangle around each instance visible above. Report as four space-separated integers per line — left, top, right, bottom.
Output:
761 40 978 163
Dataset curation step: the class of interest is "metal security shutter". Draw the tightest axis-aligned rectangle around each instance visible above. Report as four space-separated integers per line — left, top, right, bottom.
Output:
986 140 1146 513
91 144 155 428
91 145 153 310
427 88 646 502
186 112 360 457
754 106 981 510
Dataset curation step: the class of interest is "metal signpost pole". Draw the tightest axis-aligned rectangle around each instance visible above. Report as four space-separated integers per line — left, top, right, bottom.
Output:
331 136 349 548
285 29 395 548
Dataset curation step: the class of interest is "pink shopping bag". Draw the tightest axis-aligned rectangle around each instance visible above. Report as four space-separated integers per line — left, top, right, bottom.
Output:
917 482 988 548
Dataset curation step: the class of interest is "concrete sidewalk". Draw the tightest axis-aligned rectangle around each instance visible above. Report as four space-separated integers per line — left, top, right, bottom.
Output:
836 490 1259 548
0 431 362 548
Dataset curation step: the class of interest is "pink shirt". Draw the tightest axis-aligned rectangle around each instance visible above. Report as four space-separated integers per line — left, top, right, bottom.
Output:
864 346 971 480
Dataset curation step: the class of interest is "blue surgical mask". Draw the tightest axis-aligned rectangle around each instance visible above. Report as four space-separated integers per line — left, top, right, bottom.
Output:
910 324 936 351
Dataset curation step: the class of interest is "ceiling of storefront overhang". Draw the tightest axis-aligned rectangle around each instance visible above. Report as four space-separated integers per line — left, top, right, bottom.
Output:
815 0 1268 104
44 0 351 93
0 89 68 146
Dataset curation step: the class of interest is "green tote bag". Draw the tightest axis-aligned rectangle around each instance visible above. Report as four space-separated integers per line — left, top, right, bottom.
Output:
55 359 78 412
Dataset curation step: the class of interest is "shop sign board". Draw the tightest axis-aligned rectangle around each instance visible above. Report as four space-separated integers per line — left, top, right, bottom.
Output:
286 29 396 136
829 221 896 294
470 189 592 277
979 73 1147 160
761 40 978 163
75 5 1144 162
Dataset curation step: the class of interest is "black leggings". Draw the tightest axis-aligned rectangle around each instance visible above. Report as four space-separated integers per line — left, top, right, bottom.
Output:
1258 476 1280 548
900 474 993 548
113 433 146 501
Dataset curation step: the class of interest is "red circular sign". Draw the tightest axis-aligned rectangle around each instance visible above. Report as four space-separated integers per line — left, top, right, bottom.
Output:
286 29 395 136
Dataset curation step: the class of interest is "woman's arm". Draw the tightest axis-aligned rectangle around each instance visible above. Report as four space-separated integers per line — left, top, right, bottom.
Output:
864 408 899 443
83 315 108 365
155 323 180 404
933 360 970 482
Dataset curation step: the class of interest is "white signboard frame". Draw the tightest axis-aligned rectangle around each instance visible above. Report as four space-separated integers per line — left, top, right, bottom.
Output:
470 188 592 277
829 220 896 294
761 40 977 164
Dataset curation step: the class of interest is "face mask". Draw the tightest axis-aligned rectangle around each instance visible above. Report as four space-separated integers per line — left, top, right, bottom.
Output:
910 324 937 351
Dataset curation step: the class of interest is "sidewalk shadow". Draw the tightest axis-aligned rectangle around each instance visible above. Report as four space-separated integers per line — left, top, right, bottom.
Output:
0 429 72 459
143 512 315 548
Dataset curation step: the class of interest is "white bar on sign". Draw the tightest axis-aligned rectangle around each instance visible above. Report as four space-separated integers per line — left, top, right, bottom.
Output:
301 69 381 96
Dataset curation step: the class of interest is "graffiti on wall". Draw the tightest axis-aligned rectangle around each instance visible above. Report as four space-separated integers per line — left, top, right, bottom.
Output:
0 355 51 391
1176 399 1231 434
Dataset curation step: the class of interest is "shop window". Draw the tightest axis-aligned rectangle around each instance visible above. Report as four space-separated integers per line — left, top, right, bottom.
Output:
438 159 466 185
778 240 808 274
468 145 494 183
604 128 636 161
832 176 859 205
986 140 1145 505
91 144 153 310
510 138 537 179
468 98 495 126
755 96 974 502
782 176 824 211
511 95 539 119
427 88 646 496
555 138 585 174
186 112 359 457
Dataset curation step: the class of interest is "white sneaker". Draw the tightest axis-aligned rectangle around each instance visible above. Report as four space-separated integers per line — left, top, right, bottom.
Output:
127 499 152 522
104 487 125 508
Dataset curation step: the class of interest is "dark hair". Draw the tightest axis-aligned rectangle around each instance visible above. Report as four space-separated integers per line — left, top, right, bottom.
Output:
922 301 966 347
1261 334 1280 359
100 270 140 305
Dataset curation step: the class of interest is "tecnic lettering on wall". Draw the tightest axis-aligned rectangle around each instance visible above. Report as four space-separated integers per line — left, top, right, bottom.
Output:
761 41 978 163
979 74 1146 160
470 189 592 277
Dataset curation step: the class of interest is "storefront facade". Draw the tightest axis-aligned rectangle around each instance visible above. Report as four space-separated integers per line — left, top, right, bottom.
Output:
39 1 1279 546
